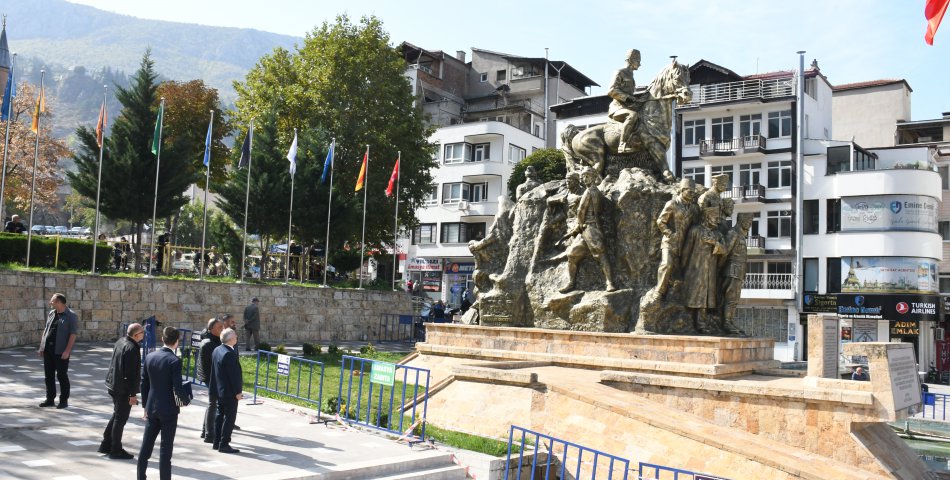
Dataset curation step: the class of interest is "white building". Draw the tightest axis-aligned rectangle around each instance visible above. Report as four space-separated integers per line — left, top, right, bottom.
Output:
401 43 597 305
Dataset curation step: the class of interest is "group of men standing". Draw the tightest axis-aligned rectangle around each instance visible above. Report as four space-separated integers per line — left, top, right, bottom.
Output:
34 294 262 480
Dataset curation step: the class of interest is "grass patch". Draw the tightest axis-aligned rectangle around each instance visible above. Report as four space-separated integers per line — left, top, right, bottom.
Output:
424 423 518 457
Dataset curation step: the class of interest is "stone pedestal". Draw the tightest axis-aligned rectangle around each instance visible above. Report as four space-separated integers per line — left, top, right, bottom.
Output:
807 314 840 379
843 341 923 421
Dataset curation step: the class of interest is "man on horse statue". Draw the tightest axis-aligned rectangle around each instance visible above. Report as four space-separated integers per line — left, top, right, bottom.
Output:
608 49 646 154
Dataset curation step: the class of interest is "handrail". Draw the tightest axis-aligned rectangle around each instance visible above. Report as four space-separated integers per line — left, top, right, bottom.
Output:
684 77 796 106
743 273 794 290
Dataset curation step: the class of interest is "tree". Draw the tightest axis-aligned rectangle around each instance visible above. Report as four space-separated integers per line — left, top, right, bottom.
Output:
0 82 70 217
156 80 231 185
507 148 568 200
67 51 196 271
231 15 436 258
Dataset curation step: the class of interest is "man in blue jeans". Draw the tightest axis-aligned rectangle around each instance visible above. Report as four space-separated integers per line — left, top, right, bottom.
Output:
38 293 79 409
137 327 190 480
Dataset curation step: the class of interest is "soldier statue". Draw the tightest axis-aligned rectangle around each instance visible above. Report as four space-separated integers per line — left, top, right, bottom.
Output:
553 167 617 293
608 49 645 154
718 212 754 334
516 166 543 200
681 206 727 332
654 178 698 298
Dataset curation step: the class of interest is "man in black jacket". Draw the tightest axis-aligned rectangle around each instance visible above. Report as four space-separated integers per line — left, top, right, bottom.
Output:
210 328 243 454
137 327 190 480
99 323 145 459
196 317 222 442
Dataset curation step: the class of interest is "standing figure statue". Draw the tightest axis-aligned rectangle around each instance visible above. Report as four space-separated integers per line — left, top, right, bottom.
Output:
698 174 730 215
608 49 644 154
654 178 698 298
469 196 515 294
553 167 617 293
516 166 543 200
531 172 584 268
719 213 754 334
681 206 726 332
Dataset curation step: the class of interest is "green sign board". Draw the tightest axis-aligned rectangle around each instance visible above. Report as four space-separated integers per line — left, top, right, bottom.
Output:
369 361 396 386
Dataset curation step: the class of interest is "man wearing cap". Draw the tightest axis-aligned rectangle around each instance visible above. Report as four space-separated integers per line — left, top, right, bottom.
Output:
654 178 698 298
242 298 260 352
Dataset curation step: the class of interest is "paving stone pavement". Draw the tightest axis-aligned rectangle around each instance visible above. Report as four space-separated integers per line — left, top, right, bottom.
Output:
0 342 440 480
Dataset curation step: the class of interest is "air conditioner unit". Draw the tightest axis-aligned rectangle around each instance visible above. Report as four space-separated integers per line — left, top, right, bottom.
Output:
457 200 469 210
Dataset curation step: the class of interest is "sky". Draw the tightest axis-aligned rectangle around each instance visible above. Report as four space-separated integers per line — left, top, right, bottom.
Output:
66 0 950 121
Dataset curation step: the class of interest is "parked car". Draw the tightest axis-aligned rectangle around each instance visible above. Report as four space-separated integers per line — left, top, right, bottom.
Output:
54 226 68 236
172 252 196 273
30 225 47 235
45 226 56 235
68 226 83 236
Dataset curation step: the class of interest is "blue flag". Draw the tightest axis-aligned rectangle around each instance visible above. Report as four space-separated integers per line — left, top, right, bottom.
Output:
320 142 334 184
202 116 213 167
0 71 14 122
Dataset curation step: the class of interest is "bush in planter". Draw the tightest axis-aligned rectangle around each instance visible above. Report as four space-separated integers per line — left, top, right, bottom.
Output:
359 343 377 356
302 343 319 356
0 233 111 270
327 344 339 355
256 342 271 352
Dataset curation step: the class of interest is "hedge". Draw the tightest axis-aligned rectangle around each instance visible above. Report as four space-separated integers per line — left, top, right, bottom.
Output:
0 233 112 271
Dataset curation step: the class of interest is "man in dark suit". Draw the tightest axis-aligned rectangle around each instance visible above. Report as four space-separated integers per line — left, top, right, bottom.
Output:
100 323 145 460
210 327 243 454
196 317 222 443
137 327 189 480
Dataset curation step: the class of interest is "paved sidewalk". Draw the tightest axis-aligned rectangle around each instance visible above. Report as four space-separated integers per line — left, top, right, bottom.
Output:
0 342 434 480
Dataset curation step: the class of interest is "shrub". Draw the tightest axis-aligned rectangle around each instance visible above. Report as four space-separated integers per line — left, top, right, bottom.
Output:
0 233 111 271
359 343 377 356
302 343 319 356
256 342 271 352
272 344 287 355
327 344 339 355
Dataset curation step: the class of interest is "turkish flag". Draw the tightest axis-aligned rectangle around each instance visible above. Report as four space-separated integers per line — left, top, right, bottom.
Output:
926 0 950 45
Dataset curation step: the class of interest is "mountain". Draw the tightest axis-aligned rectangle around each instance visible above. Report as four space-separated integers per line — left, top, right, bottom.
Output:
2 0 300 140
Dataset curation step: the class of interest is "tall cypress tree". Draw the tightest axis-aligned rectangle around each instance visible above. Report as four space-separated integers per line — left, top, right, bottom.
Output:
68 51 196 270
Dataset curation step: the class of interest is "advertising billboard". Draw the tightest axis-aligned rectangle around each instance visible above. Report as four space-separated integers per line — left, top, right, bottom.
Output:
837 293 940 322
841 257 938 294
841 195 938 232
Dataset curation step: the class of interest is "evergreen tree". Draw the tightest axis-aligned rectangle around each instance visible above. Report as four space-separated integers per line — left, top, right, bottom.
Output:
68 51 196 270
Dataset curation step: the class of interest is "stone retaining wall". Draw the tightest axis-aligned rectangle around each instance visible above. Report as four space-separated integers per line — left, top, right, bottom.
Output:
0 270 413 349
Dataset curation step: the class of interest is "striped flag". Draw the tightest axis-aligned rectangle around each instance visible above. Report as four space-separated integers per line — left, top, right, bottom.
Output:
30 83 45 133
355 148 368 192
95 99 107 148
926 0 950 45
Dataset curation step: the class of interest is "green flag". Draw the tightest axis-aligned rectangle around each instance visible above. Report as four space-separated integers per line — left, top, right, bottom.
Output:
151 101 164 155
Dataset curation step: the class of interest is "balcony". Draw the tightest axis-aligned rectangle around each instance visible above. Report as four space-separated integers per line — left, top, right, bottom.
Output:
683 78 795 107
746 235 765 249
722 184 766 203
699 135 766 157
742 273 795 300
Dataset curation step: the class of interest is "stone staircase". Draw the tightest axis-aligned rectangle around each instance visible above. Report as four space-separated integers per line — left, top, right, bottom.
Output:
322 451 467 480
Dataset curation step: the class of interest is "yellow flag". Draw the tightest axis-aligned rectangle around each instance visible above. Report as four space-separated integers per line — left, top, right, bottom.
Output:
355 149 368 192
30 85 46 133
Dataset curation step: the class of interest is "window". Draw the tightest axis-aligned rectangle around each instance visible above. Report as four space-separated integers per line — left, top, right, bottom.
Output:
827 145 850 174
826 198 841 233
473 143 491 162
684 119 705 146
803 258 819 293
767 262 792 274
412 224 436 245
805 77 817 99
941 275 950 293
940 165 949 189
746 261 764 274
470 182 488 203
767 110 792 138
467 222 486 241
479 72 488 83
940 221 950 240
509 144 526 163
424 184 438 206
767 160 791 188
803 199 819 234
442 182 470 204
440 223 486 243
710 165 734 187
444 143 471 164
496 69 507 82
683 167 705 187
739 114 762 138
733 308 788 343
826 257 841 293
766 210 791 238
711 117 734 142
749 212 761 237
738 163 761 187
534 123 542 137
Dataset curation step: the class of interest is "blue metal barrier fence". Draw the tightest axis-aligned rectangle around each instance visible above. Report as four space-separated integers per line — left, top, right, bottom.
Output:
504 425 630 480
378 313 415 342
638 462 728 480
252 350 326 420
920 390 946 420
337 355 430 443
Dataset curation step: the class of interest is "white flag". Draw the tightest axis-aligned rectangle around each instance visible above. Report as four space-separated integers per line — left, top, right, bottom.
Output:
287 132 298 175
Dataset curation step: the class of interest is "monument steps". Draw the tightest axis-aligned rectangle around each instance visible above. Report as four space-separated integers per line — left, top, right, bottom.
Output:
369 464 468 480
317 451 465 480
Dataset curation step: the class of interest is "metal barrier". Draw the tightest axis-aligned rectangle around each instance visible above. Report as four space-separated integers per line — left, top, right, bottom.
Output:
919 390 947 420
252 350 326 420
504 425 630 480
638 463 728 480
378 313 415 342
337 355 430 443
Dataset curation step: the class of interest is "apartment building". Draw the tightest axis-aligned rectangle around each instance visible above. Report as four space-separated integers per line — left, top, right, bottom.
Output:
401 43 597 305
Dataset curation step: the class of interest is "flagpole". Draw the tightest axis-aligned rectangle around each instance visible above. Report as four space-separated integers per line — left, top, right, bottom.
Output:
147 97 165 278
392 151 400 290
91 85 107 274
323 138 335 287
25 70 44 268
0 53 16 224
359 145 369 289
239 120 254 283
285 128 297 285
199 109 214 281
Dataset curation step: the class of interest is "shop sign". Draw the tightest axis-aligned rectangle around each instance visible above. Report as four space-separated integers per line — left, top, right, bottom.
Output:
802 294 837 313
837 294 939 322
890 321 919 336
407 258 442 272
841 194 938 233
840 257 938 294
444 262 475 274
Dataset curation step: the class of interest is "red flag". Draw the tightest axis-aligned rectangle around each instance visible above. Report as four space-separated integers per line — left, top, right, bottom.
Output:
926 0 950 45
95 99 107 147
385 158 400 197
355 148 368 192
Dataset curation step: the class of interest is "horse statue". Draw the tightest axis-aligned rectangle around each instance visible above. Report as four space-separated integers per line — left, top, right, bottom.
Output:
561 60 692 182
